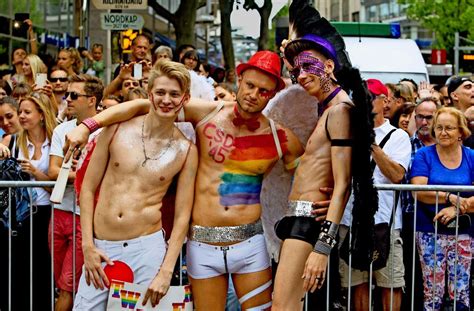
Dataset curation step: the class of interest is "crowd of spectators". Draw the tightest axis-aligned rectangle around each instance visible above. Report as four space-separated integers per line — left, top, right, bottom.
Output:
0 25 473 311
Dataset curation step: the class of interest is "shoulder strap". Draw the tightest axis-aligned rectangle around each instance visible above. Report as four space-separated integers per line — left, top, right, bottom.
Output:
325 101 354 143
378 128 397 149
370 128 397 171
269 119 283 159
9 135 18 158
196 101 225 128
389 191 400 227
177 108 185 122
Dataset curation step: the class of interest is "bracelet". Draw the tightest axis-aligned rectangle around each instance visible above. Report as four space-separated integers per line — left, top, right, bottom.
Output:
445 192 451 204
321 220 339 237
81 118 100 133
313 240 332 256
313 231 337 255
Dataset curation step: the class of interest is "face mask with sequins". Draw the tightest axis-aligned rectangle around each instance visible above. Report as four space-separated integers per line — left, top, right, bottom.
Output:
290 51 326 80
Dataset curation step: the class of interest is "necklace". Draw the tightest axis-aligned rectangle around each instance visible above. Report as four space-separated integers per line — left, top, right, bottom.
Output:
318 86 341 117
141 117 174 167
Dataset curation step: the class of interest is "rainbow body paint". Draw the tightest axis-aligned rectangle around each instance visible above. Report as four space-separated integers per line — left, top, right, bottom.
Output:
218 130 288 206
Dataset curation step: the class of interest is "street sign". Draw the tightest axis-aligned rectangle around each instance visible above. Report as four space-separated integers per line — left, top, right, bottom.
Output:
92 0 147 10
431 49 447 65
100 13 144 30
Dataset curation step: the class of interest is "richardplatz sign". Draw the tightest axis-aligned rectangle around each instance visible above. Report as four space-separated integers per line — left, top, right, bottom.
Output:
92 0 147 10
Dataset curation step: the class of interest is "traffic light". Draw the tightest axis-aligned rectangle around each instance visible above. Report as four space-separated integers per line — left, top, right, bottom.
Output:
121 29 138 52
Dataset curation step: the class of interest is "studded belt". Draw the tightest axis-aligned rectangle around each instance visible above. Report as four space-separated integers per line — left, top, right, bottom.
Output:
189 219 263 243
286 200 315 217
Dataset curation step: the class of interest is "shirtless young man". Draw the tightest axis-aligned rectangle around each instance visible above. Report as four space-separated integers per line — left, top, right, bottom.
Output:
65 52 304 310
272 35 356 310
73 61 198 310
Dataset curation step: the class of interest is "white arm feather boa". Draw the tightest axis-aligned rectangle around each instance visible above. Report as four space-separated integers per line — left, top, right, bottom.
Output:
261 84 319 262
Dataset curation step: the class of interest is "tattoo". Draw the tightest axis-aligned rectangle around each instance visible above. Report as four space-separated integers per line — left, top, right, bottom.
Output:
320 74 331 93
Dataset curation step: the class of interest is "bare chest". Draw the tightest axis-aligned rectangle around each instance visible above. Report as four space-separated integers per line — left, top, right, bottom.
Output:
109 132 187 183
197 121 287 175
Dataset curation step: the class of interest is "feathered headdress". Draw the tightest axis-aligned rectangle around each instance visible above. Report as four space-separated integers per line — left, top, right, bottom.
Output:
288 0 351 69
287 0 378 271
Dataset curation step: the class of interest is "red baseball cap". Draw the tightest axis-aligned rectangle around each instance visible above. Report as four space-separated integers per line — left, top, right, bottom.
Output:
367 79 388 97
236 51 286 92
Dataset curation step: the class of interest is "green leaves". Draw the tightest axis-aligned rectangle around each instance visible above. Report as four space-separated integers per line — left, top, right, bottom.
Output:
400 0 474 49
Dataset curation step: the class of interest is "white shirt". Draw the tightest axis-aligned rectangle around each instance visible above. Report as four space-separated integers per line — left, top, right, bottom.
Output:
49 119 79 214
17 137 51 206
341 120 411 229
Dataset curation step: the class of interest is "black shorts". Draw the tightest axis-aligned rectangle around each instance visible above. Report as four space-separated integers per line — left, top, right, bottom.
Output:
275 216 321 246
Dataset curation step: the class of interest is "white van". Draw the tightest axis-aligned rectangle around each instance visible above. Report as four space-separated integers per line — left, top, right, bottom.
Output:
343 36 429 84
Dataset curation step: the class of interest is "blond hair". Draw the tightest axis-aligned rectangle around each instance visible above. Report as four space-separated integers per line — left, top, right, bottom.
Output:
431 107 471 140
60 48 84 74
150 60 190 94
17 93 57 159
26 54 47 82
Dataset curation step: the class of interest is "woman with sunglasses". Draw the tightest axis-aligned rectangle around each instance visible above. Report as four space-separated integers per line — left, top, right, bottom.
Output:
410 107 474 311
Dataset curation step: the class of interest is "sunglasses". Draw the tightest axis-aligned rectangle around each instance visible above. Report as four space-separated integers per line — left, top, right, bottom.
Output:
65 91 91 100
50 77 68 83
124 81 140 88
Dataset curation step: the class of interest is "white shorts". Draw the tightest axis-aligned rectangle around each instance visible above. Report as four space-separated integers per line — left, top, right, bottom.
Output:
186 233 270 279
73 230 166 311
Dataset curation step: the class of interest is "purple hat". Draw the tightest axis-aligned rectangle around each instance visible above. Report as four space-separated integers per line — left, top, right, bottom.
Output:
286 34 340 70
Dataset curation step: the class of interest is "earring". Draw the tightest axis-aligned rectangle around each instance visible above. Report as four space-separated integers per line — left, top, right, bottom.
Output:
458 137 462 141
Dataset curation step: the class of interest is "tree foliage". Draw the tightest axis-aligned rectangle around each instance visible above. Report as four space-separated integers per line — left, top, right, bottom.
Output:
219 0 236 71
399 0 474 49
240 0 273 50
149 0 206 48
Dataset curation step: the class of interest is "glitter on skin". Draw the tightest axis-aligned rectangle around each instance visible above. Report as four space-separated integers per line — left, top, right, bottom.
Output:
291 51 326 80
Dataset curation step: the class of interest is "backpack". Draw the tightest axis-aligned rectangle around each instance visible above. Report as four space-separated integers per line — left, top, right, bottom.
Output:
0 136 37 228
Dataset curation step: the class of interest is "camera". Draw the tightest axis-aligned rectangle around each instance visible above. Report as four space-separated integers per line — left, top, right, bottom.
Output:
12 13 29 38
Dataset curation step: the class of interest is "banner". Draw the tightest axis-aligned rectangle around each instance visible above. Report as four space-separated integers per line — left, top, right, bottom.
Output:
107 281 193 311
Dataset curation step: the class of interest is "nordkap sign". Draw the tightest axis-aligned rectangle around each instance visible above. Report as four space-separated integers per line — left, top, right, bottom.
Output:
92 0 147 10
100 13 144 30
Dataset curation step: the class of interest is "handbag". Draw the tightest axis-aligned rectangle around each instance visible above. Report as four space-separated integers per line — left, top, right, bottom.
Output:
0 136 37 228
340 129 398 271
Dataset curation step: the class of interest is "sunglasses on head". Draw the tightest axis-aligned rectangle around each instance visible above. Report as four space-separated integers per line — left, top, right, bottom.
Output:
50 77 68 83
65 91 91 100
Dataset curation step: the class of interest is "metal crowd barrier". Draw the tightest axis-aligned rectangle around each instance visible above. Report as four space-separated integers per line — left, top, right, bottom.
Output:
1 182 473 311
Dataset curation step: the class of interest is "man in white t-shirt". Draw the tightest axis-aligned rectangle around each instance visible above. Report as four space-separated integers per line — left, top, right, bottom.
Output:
338 79 411 311
48 74 103 311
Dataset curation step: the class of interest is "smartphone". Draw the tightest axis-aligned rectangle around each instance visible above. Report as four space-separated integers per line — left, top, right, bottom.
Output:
14 13 29 23
13 13 30 38
133 63 143 80
36 73 47 88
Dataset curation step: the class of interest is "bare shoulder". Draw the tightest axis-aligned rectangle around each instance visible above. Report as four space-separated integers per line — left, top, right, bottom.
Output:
186 98 223 121
330 100 354 115
173 125 194 153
